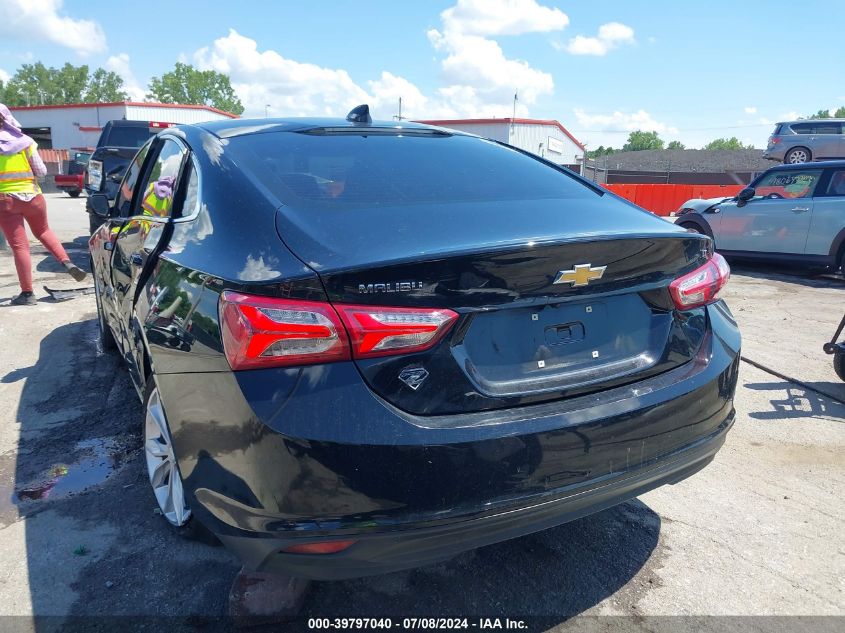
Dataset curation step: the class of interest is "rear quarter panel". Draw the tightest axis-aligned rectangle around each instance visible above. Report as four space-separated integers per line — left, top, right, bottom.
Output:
805 196 845 256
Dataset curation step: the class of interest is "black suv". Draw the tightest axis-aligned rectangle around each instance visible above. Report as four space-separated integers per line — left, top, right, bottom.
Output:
85 119 172 233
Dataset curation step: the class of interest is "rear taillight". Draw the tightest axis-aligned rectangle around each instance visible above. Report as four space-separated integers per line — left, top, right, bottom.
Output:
283 540 357 555
335 304 458 359
219 292 459 369
769 136 782 145
219 292 350 370
669 253 730 310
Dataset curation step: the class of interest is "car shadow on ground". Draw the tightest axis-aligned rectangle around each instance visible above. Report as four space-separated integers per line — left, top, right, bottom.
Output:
7 319 662 628
728 261 843 288
744 380 845 421
292 499 660 626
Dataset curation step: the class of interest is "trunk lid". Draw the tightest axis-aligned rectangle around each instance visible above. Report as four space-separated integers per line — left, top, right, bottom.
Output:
275 197 710 415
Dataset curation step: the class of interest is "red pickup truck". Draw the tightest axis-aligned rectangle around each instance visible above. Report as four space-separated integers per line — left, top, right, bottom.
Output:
54 149 92 198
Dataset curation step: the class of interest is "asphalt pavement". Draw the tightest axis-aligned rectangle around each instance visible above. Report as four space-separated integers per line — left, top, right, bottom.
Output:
0 194 842 631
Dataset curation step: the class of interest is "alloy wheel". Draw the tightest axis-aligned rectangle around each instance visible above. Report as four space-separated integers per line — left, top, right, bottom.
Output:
144 387 191 526
787 149 809 164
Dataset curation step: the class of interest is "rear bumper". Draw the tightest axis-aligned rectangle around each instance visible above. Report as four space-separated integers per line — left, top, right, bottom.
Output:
218 412 732 580
157 302 741 580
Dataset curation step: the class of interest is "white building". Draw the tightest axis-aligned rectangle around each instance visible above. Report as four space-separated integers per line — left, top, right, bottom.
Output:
9 101 238 150
417 118 585 167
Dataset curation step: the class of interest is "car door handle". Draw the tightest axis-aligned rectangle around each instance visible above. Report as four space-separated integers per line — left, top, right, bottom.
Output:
130 253 144 266
790 206 810 213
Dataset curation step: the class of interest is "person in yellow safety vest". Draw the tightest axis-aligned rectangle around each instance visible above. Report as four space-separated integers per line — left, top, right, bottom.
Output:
138 176 175 233
0 103 86 305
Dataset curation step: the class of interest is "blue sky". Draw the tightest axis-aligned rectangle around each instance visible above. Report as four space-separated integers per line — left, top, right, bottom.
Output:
2 0 844 149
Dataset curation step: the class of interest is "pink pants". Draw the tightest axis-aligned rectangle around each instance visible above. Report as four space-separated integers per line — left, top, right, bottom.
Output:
0 194 70 293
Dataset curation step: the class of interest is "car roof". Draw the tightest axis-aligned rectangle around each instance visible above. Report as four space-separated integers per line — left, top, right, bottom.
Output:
195 117 457 139
778 118 845 125
105 119 157 127
765 159 845 171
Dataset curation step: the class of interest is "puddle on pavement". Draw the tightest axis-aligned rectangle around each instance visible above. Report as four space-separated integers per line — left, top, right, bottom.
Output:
11 437 121 505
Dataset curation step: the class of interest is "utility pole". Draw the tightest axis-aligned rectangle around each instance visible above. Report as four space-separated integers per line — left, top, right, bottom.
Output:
580 143 588 178
265 104 270 118
394 97 404 121
510 90 518 142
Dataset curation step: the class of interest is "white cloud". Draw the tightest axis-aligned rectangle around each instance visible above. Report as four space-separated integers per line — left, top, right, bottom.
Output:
194 30 370 117
566 22 635 56
744 106 757 114
573 108 677 134
572 108 677 148
0 0 106 56
367 72 431 117
105 54 145 101
779 111 800 121
440 0 569 36
194 0 566 121
0 68 9 84
238 254 281 282
428 31 554 108
758 117 772 125
426 1 566 115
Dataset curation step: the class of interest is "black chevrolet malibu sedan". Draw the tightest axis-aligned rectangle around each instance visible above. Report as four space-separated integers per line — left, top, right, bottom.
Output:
88 107 740 580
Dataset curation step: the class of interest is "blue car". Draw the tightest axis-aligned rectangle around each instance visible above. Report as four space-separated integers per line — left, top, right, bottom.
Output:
675 161 845 273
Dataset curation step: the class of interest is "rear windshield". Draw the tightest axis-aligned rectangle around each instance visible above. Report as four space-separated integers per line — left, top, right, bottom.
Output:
227 131 598 209
103 125 156 148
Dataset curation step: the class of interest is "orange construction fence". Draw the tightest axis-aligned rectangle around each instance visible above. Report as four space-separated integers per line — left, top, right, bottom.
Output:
604 184 743 216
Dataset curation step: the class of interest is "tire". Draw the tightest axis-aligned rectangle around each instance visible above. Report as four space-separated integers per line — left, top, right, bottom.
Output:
93 268 117 351
143 378 220 545
784 147 811 164
834 354 845 382
678 222 703 234
68 190 81 198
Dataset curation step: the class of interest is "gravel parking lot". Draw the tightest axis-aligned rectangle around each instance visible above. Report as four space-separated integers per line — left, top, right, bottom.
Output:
0 194 842 630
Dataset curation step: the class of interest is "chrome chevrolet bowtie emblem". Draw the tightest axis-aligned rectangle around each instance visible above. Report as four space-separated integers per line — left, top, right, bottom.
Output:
553 264 607 287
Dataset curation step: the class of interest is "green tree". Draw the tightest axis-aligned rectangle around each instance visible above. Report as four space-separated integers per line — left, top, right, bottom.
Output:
703 137 751 150
84 68 129 102
810 106 845 118
808 109 831 119
1 62 126 106
147 62 244 115
586 145 616 159
667 140 686 150
622 130 664 152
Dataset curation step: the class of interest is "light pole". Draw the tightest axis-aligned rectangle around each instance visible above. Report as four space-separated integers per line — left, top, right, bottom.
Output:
265 104 271 118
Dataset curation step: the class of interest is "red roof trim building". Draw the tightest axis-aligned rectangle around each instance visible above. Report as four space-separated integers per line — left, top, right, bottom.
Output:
10 101 239 119
418 117 585 151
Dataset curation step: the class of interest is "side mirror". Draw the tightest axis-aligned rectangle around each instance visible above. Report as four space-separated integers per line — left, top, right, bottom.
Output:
736 187 755 207
89 193 112 219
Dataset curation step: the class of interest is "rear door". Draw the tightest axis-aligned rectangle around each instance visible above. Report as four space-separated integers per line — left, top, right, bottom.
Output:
810 120 844 159
791 121 841 159
714 168 821 254
806 167 845 256
837 124 845 158
110 137 187 386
